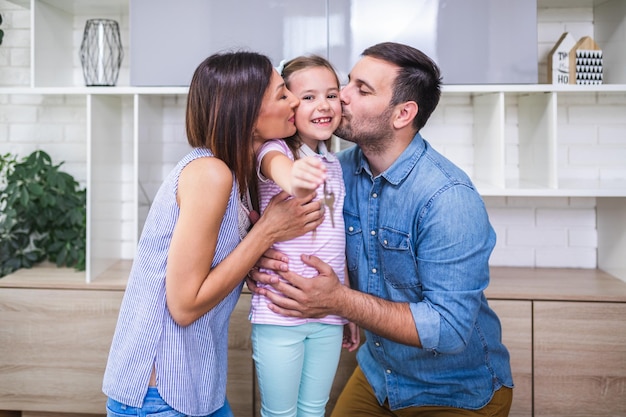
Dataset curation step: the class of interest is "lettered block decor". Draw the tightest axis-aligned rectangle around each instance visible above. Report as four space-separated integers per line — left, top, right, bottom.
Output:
548 32 576 84
569 36 603 85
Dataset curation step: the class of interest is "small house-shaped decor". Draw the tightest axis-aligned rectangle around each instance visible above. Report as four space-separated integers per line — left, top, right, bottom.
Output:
569 36 603 85
548 32 576 84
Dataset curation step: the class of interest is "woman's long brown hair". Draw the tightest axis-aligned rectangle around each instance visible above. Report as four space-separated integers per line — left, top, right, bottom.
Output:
185 51 273 199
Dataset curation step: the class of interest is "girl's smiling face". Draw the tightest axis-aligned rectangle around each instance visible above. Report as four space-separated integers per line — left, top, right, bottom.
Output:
287 66 341 150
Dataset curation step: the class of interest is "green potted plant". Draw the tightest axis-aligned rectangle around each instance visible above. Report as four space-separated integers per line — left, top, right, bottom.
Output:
0 13 4 45
0 150 86 278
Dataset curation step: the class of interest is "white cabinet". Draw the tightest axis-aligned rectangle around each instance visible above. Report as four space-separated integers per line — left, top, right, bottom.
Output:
1 0 625 282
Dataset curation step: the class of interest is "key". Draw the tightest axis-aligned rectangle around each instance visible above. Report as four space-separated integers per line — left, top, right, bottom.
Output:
324 180 336 227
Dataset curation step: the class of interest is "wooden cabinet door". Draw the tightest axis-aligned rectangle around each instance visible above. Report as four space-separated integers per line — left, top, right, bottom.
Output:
490 300 533 417
227 292 254 416
534 301 626 417
0 287 122 414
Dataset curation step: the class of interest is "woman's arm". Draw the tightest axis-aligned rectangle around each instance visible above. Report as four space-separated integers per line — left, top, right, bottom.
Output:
166 157 323 326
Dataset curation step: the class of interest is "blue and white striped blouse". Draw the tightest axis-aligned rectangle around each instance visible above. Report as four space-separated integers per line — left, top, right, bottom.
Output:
102 147 244 416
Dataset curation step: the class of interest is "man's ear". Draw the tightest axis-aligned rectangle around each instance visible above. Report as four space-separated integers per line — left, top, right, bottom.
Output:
393 101 418 129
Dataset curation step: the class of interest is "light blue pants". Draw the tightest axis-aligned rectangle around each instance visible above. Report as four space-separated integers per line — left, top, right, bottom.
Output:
252 322 343 417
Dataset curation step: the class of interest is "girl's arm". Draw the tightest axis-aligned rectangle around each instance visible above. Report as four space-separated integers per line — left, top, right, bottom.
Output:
165 157 323 326
260 150 326 198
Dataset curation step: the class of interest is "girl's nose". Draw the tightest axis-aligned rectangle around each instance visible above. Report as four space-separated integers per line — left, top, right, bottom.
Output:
318 99 330 110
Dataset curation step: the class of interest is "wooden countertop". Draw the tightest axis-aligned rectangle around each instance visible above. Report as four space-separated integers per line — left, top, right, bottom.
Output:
486 266 626 302
0 261 131 291
2 262 626 303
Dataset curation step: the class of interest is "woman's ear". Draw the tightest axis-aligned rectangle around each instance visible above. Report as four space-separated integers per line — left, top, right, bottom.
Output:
393 101 418 129
252 125 262 143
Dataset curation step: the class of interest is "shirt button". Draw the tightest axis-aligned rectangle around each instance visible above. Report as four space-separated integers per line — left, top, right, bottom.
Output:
372 268 377 274
372 193 378 198
348 226 354 232
375 342 380 347
386 369 392 374
370 230 376 236
383 239 388 245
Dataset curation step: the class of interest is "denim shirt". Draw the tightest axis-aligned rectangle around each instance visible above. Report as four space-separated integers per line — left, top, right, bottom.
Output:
338 134 513 410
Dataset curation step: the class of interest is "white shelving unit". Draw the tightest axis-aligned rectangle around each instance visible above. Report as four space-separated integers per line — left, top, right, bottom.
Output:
438 84 626 196
1 0 625 282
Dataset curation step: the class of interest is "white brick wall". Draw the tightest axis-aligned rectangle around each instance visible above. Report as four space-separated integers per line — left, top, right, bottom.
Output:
0 93 88 184
0 1 30 86
485 197 597 268
0 1 615 268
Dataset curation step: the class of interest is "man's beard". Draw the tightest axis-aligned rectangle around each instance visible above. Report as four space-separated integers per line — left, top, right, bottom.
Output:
335 106 395 155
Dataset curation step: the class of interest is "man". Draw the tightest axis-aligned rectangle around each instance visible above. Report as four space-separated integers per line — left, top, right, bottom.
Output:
251 42 513 416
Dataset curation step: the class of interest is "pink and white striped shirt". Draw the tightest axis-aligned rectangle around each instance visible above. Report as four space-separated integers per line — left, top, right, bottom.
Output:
250 139 347 326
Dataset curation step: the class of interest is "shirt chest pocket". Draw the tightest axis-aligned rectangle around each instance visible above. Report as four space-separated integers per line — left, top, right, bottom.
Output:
344 213 362 272
378 228 419 289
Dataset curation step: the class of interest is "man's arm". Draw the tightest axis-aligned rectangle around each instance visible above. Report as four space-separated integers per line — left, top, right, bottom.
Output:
250 253 421 347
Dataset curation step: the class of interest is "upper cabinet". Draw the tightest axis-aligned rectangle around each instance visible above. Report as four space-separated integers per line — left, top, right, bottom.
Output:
129 0 538 86
129 0 330 86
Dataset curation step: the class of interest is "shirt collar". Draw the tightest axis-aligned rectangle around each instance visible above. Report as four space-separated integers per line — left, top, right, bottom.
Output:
299 139 337 162
355 132 426 186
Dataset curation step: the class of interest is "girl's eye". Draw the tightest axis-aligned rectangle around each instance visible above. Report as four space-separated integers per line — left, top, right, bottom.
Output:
302 95 314 101
327 94 338 99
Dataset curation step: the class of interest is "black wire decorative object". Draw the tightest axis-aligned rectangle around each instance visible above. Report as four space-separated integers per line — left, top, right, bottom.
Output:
79 19 123 86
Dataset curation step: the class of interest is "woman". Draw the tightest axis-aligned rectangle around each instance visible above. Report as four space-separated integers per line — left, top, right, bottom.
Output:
103 51 324 417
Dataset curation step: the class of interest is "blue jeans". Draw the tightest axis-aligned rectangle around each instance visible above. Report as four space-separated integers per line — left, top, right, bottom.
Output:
106 387 233 417
252 322 343 417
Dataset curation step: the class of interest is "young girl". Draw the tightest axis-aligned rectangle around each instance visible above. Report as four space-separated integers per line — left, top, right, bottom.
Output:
102 51 325 417
249 55 360 417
